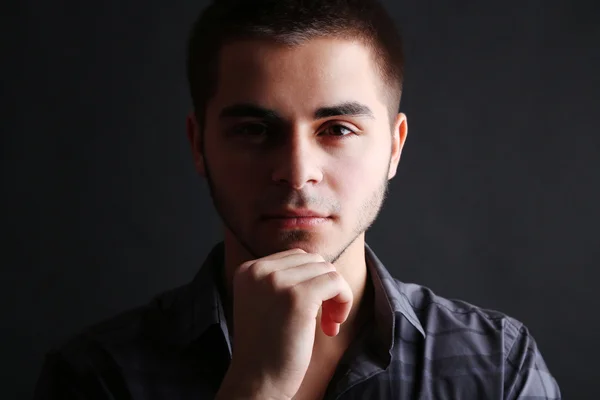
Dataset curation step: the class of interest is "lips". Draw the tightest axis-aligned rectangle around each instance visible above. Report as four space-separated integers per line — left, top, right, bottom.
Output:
261 214 331 229
259 209 332 231
261 209 329 219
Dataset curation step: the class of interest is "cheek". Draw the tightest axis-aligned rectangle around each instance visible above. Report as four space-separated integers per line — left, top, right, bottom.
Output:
208 149 267 197
327 152 383 202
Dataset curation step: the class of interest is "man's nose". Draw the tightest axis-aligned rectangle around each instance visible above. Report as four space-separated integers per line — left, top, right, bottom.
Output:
270 134 323 190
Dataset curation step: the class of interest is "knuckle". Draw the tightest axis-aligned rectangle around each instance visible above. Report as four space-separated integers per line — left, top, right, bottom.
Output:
312 253 326 263
265 271 283 290
325 270 339 282
247 261 265 280
236 261 254 279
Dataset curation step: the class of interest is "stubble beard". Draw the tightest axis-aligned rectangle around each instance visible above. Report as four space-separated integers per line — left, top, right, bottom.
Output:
202 156 390 264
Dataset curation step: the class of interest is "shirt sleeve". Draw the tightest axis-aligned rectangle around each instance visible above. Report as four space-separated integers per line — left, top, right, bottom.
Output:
33 348 129 400
503 321 561 399
33 351 92 400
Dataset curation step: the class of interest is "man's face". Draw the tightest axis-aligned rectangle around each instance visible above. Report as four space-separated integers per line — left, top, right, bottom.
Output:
188 37 407 263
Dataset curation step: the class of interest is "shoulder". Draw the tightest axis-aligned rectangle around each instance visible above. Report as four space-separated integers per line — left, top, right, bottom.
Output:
391 279 561 399
34 283 194 398
396 279 523 347
46 281 192 372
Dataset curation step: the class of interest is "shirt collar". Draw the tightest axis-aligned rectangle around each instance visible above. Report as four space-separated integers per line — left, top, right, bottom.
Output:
364 242 426 362
181 241 426 357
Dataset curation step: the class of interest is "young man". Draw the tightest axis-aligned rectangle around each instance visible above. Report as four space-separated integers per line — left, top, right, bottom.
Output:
34 0 561 398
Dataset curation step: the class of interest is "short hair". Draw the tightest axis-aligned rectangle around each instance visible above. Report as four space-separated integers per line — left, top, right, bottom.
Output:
186 0 405 139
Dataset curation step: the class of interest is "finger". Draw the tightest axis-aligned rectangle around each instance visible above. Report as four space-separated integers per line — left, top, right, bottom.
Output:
244 248 305 266
322 298 348 324
238 248 306 273
295 271 353 323
320 306 341 337
260 248 306 260
268 262 335 288
245 253 327 280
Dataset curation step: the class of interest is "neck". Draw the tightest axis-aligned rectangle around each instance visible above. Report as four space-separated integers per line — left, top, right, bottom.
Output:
221 229 373 348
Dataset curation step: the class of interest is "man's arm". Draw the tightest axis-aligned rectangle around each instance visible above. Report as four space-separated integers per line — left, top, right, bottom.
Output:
33 348 130 400
503 322 561 399
34 351 89 400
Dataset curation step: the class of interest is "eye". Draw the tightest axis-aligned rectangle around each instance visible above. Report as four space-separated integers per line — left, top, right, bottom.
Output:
323 124 356 138
230 123 268 140
232 123 268 137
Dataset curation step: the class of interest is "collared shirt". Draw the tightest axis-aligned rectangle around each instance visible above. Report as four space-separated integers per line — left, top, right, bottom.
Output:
34 242 561 399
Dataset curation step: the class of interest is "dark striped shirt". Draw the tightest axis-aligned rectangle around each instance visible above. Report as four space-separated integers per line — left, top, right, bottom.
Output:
34 242 561 399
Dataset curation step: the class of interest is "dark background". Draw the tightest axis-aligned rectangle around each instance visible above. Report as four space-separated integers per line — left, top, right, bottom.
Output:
3 0 598 398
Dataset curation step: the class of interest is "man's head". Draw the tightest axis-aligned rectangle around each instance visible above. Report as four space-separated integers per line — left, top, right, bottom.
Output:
186 0 408 263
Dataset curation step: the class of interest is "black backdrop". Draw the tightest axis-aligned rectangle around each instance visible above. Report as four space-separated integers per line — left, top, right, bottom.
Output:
3 0 599 398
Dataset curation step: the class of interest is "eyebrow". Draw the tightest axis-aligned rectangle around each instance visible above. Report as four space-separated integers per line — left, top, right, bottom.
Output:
218 101 375 121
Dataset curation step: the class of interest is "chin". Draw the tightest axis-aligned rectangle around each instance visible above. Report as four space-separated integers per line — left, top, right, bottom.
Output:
254 235 331 256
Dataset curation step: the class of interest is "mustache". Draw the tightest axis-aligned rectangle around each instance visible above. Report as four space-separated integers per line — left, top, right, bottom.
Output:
258 189 340 214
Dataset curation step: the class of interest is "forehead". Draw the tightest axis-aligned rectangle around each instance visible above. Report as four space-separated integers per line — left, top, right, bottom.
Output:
209 37 387 119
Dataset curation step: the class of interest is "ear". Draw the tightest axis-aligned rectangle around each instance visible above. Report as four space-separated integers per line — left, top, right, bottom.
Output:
186 111 206 177
388 112 408 180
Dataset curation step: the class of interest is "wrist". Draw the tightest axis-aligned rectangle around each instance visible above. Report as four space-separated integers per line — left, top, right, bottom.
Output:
216 366 291 400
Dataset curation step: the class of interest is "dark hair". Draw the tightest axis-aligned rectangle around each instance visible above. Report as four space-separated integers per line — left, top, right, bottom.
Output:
186 0 404 138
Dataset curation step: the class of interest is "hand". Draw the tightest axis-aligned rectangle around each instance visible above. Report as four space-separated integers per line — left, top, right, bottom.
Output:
216 248 353 400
